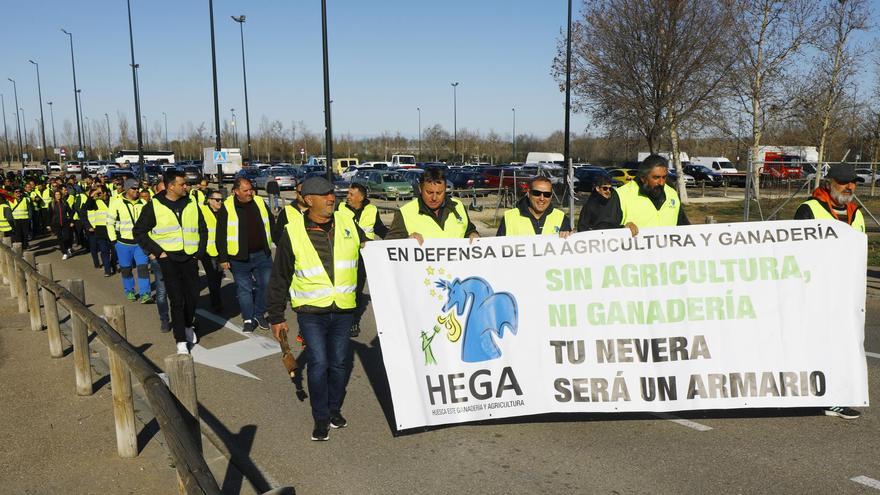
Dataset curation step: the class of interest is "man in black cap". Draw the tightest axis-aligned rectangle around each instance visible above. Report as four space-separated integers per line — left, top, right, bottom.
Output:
794 163 865 233
607 154 688 234
795 162 864 420
267 176 367 441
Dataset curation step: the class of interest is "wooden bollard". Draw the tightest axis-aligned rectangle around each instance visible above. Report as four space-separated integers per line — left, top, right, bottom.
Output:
68 279 92 396
0 237 9 284
2 241 12 287
164 354 201 451
38 264 63 358
24 252 41 331
104 305 137 458
10 243 22 299
14 250 28 314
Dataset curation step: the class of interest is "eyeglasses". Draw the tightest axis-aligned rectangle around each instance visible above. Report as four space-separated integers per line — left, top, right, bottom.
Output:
208 197 223 202
598 186 612 191
529 189 553 198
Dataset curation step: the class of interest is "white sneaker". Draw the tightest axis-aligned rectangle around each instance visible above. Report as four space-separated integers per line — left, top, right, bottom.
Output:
176 342 189 354
185 326 198 344
62 253 69 260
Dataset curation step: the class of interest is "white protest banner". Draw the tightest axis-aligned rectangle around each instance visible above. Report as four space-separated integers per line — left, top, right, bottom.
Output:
362 220 868 431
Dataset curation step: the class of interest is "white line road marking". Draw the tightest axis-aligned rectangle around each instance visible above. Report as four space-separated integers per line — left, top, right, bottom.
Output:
866 352 880 360
851 476 880 490
652 412 713 431
191 309 280 380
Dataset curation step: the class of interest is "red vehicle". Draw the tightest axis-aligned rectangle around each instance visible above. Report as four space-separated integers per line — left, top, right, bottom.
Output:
481 167 532 192
760 152 803 179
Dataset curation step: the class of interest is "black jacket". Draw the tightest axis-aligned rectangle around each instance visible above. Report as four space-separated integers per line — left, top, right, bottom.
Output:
577 189 624 231
48 200 74 231
133 190 208 261
216 197 275 263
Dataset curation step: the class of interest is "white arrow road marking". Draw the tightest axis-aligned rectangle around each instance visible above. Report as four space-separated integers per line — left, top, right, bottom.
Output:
190 309 280 380
851 476 880 490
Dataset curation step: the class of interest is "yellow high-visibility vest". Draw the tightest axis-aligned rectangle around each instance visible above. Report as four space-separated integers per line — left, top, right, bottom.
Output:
222 195 271 256
148 197 200 255
399 198 468 239
801 199 866 233
0 204 11 232
200 204 218 257
337 202 378 240
10 198 30 220
110 198 144 242
502 207 564 236
87 199 111 232
287 211 359 309
617 180 681 228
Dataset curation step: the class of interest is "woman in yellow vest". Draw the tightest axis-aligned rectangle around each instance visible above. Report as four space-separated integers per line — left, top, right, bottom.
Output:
794 163 866 234
497 176 571 237
266 177 367 441
200 189 225 311
83 186 115 276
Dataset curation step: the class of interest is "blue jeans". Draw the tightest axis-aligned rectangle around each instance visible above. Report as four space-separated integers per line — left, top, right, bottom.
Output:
297 312 353 421
229 251 272 322
89 236 112 275
150 258 169 323
116 241 150 296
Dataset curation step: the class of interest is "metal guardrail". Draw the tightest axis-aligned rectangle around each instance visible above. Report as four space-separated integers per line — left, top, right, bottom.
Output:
0 237 221 495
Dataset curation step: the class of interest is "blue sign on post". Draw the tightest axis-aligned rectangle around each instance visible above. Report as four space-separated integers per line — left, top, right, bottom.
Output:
76 150 84 159
213 150 228 164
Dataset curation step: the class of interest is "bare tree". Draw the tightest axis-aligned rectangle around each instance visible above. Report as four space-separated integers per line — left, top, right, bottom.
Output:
117 112 132 149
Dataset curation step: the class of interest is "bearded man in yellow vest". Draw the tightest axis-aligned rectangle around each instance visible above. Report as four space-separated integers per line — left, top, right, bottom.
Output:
386 167 479 242
794 163 865 233
497 176 571 237
134 169 208 354
613 154 689 235
217 177 275 333
794 162 865 421
267 176 368 441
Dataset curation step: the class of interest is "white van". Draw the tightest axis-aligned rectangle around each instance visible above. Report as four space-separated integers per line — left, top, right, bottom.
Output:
525 152 565 165
692 156 738 174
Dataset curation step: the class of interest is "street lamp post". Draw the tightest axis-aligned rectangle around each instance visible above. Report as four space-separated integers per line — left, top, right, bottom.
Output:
208 0 223 184
105 113 112 158
451 82 459 162
84 116 92 156
417 107 421 160
1 94 9 166
162 111 168 149
126 0 145 173
47 101 57 150
76 89 85 157
20 108 29 163
231 15 253 165
28 60 48 165
320 0 334 181
61 29 83 155
512 107 516 162
142 115 148 148
8 79 23 167
230 108 237 148
563 0 574 217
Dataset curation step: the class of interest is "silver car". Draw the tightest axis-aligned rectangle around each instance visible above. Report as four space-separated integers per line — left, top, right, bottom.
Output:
255 167 298 190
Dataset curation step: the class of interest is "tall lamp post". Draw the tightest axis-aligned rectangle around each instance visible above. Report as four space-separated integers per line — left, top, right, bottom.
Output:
20 107 29 163
8 79 23 167
563 0 574 217
512 107 516 162
61 29 83 155
1 94 9 166
231 15 253 165
320 0 334 181
84 116 92 156
126 0 145 173
47 101 57 150
208 0 223 184
105 113 112 158
417 107 421 159
76 89 85 157
451 82 459 162
162 111 168 149
230 108 237 148
28 60 48 165
142 115 148 148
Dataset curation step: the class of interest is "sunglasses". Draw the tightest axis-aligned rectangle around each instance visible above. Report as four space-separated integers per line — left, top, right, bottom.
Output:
208 197 223 201
530 189 553 198
598 186 612 191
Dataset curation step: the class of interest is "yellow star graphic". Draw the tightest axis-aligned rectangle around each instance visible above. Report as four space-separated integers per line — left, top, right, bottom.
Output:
426 266 435 275
430 289 436 297
439 268 445 275
423 278 430 286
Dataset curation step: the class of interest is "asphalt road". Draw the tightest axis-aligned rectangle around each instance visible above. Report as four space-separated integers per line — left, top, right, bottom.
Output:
26 232 880 495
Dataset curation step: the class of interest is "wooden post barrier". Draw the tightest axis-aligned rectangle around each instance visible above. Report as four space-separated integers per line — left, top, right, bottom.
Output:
165 354 202 495
104 305 138 458
38 263 63 358
0 237 9 284
2 240 12 287
14 249 28 314
10 243 22 299
24 252 41 331
68 279 93 396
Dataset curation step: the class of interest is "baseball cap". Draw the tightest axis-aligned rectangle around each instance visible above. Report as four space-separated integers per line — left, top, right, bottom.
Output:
123 178 139 190
825 163 858 183
300 177 334 196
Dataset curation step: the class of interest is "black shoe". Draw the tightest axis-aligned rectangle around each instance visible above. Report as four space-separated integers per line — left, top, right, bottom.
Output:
255 316 269 330
329 411 347 429
825 406 860 419
311 421 330 441
160 320 171 333
349 322 361 338
242 320 256 333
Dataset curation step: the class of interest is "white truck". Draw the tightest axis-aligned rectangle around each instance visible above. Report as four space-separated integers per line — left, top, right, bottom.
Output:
691 156 739 175
525 152 565 165
202 147 243 182
390 154 417 168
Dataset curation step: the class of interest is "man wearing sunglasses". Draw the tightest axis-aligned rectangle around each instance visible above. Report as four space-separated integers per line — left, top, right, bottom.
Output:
794 163 865 234
577 176 625 232
614 154 689 234
497 176 570 237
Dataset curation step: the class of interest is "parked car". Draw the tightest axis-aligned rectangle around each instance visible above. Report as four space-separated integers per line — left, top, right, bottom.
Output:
254 167 298 190
83 161 101 173
666 168 696 187
180 166 202 183
683 164 725 187
446 169 488 189
235 167 262 183
64 161 82 174
353 170 414 200
143 165 164 182
48 161 61 172
106 168 136 180
401 169 453 194
481 167 532 192
341 164 374 180
573 166 613 192
854 168 877 184
608 168 637 184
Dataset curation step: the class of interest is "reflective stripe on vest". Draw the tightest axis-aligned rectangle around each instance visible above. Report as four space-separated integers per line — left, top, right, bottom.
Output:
87 199 110 229
111 198 144 241
502 207 564 236
148 197 201 254
10 199 29 220
617 181 680 228
399 198 468 238
802 199 866 233
200 204 218 257
337 202 378 239
223 195 272 256
0 204 11 232
287 211 359 309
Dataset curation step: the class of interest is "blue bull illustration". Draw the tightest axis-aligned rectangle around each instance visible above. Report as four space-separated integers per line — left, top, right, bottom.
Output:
436 277 518 362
